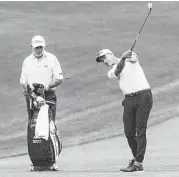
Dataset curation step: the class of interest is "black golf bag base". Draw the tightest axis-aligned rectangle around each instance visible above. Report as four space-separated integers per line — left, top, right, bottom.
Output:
27 108 62 168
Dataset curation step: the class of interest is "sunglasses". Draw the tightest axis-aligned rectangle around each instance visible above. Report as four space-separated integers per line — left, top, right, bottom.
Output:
35 46 43 49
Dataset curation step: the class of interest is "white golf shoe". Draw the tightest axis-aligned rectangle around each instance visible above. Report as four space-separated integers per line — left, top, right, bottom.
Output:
50 162 59 171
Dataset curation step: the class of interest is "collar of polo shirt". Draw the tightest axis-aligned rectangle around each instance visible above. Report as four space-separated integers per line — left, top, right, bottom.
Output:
32 50 47 59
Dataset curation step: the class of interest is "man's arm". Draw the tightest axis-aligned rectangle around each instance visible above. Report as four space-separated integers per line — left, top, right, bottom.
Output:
26 84 31 118
21 83 27 90
114 58 126 77
108 65 119 80
49 56 64 89
114 50 133 77
48 79 63 89
20 60 28 89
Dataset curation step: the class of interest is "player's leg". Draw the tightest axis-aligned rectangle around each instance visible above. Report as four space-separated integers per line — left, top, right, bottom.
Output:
135 90 153 165
120 96 137 172
123 97 137 158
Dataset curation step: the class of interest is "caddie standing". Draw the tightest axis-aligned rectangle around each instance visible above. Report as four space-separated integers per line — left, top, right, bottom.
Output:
20 35 63 171
96 49 153 172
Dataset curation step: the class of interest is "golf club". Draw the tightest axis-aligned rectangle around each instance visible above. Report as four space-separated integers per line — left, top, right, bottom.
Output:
131 2 152 51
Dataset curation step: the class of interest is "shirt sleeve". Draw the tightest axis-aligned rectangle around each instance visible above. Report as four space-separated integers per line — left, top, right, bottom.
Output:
20 60 28 85
108 65 119 80
52 56 64 80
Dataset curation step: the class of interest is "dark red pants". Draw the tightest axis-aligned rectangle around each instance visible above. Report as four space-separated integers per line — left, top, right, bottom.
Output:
123 89 153 163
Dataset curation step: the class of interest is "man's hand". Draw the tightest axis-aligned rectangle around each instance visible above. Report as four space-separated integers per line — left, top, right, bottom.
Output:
23 89 32 97
125 51 138 63
121 50 132 59
44 84 49 91
23 89 28 96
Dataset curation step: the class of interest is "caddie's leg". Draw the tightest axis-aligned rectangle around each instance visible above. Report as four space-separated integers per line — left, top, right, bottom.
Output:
135 90 153 163
45 91 57 121
123 97 137 158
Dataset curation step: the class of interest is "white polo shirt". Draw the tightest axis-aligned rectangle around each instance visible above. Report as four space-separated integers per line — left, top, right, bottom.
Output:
108 52 150 95
20 51 63 90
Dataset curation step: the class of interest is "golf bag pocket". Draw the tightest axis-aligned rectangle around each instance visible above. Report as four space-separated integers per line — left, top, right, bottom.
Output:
49 121 62 162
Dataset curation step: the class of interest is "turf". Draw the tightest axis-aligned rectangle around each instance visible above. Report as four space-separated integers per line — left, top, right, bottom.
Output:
0 1 179 158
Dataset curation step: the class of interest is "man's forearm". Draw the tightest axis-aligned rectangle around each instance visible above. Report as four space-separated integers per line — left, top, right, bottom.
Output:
48 79 63 89
114 58 126 77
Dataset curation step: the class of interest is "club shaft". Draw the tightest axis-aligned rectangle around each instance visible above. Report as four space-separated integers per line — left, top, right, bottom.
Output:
131 9 152 51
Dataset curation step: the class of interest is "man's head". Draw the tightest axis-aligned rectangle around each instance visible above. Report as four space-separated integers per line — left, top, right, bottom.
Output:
31 35 45 57
96 49 116 66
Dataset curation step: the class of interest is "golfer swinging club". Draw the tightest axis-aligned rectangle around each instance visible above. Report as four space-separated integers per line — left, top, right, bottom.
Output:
96 49 153 172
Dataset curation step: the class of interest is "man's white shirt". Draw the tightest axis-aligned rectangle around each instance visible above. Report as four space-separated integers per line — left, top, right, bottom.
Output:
20 51 63 90
108 52 150 95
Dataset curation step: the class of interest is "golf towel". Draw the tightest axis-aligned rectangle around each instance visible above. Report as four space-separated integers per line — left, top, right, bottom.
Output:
35 104 49 140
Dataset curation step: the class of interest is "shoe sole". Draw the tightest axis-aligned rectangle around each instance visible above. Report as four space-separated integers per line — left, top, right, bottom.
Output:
31 166 53 172
31 169 58 172
120 169 144 172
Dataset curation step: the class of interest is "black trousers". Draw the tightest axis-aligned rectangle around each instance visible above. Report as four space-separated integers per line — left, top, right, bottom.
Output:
123 89 153 163
27 91 57 122
44 91 57 121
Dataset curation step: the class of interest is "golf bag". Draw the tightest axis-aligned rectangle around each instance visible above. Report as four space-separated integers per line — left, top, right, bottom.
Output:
26 83 62 167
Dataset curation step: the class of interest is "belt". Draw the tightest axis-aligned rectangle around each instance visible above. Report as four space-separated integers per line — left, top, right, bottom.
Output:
125 89 151 97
